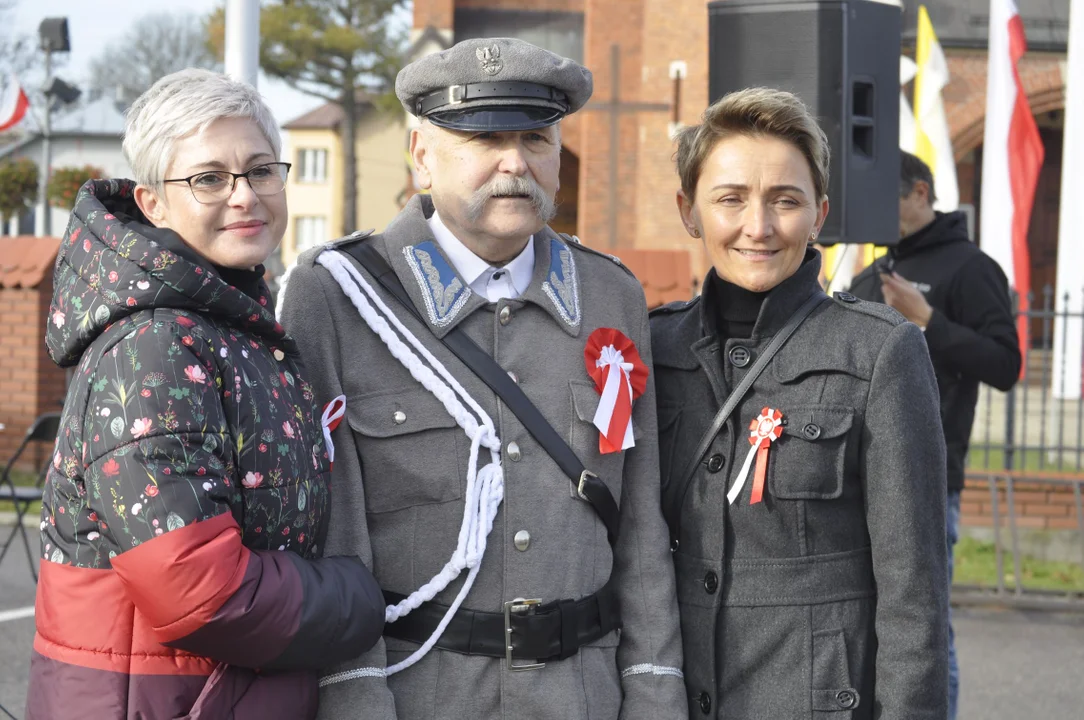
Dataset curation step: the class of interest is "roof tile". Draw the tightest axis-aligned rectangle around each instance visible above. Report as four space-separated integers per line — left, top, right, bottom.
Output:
0 236 62 289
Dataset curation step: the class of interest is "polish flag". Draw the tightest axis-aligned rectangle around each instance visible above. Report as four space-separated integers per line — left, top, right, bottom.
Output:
980 0 1044 372
0 75 30 132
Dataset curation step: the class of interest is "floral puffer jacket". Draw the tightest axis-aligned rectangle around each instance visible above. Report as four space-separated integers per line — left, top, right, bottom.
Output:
26 179 384 720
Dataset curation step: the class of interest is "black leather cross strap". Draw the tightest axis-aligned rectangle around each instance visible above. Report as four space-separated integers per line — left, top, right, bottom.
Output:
416 81 569 116
340 240 621 547
665 291 830 538
382 580 619 661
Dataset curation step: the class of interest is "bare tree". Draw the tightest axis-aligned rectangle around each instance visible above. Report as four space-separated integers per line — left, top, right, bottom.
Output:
0 0 36 79
88 12 218 106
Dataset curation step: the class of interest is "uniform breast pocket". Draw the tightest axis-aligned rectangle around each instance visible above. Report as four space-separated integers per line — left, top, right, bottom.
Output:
347 387 463 514
569 380 626 503
769 405 855 501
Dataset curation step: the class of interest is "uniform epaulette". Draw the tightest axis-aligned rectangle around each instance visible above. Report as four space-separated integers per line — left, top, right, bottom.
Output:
328 228 376 250
299 229 377 266
558 233 637 280
649 295 700 317
832 291 905 325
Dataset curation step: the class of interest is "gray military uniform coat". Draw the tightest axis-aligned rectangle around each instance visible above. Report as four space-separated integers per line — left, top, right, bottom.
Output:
280 195 687 720
650 254 948 719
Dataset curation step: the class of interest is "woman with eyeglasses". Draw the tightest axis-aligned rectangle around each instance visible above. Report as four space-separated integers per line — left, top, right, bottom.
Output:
27 69 384 720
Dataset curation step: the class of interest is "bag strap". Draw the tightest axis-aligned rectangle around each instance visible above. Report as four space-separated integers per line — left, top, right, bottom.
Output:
666 291 829 535
340 241 621 546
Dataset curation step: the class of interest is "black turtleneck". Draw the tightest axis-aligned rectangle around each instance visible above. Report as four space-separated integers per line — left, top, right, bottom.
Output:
214 264 267 303
708 271 768 342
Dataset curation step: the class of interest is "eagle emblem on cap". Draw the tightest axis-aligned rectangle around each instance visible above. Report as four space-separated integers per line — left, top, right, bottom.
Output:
477 44 503 76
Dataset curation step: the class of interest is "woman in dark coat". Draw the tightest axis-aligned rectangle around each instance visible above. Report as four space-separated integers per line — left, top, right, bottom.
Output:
652 88 949 719
26 69 384 719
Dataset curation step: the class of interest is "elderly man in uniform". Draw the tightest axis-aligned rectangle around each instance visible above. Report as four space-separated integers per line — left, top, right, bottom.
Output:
279 38 686 719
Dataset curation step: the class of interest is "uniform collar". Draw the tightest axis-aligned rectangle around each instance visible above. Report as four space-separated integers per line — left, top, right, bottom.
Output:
427 210 535 300
381 195 581 338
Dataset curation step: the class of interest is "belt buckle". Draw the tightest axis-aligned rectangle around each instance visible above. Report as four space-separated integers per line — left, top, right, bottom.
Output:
504 598 545 672
576 470 597 501
448 84 465 105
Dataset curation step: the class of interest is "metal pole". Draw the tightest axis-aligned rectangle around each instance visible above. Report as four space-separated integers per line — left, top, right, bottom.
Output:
35 49 52 237
224 0 260 87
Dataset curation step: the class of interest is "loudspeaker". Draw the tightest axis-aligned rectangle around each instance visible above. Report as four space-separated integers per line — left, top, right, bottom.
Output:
708 0 900 246
38 18 71 53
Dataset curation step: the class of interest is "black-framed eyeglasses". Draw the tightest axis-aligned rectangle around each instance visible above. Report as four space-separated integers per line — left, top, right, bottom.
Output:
162 162 292 204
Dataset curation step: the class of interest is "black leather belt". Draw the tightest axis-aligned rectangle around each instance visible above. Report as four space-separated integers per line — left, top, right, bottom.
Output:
383 581 620 667
416 81 569 116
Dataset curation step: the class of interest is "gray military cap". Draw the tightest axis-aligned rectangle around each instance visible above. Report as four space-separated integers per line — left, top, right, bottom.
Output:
396 37 593 132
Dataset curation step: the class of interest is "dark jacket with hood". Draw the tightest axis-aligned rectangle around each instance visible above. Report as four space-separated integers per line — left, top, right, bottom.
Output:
27 179 384 720
848 210 1021 492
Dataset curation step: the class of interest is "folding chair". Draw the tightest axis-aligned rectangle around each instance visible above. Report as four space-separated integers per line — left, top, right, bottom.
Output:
0 412 62 582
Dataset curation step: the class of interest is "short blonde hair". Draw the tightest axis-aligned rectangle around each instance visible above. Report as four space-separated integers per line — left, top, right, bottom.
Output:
123 69 281 187
675 87 830 201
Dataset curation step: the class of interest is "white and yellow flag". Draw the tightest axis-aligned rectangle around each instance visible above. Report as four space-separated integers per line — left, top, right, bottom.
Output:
913 5 959 210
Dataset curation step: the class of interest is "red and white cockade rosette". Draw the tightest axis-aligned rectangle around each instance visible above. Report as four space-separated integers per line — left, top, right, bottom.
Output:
320 395 347 469
584 328 649 454
727 407 784 505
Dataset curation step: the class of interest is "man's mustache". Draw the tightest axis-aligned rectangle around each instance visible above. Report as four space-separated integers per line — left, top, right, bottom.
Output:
465 175 557 224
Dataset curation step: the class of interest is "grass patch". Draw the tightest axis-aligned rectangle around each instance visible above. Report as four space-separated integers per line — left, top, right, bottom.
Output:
967 447 1083 472
954 536 1084 593
0 468 43 516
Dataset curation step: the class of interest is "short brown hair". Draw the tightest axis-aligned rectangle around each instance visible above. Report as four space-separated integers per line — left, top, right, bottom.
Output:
675 87 830 201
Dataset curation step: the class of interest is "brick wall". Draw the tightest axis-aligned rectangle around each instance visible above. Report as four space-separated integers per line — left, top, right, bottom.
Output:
415 0 455 30
961 478 1082 532
0 280 66 473
457 0 582 10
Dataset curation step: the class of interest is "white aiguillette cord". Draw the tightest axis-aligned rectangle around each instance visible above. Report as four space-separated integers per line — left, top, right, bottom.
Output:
316 250 504 677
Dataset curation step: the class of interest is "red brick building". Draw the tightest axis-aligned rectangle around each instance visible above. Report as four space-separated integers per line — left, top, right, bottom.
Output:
411 0 1070 293
0 236 66 471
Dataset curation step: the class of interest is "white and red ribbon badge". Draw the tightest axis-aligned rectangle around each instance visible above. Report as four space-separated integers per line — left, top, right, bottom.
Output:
320 395 347 468
585 328 649 454
727 407 784 505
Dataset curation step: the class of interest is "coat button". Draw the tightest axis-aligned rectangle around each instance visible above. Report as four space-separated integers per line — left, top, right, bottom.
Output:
273 349 285 361
836 689 857 709
670 538 680 553
507 442 522 462
698 692 712 714
706 454 725 473
802 423 822 440
393 411 407 425
728 345 751 368
703 571 719 594
837 292 858 304
514 530 531 551
499 306 512 325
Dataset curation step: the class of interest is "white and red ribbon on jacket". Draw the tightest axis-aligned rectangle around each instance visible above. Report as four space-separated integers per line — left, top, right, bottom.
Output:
727 407 784 505
320 395 347 469
584 328 649 454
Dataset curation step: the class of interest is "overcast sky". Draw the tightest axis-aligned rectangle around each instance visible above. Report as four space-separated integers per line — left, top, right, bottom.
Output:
10 0 344 127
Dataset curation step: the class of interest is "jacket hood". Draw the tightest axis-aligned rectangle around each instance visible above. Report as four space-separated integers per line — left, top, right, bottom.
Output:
46 178 286 367
894 210 971 258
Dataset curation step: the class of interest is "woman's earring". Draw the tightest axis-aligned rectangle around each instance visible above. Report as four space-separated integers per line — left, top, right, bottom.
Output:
810 231 818 242
691 228 700 238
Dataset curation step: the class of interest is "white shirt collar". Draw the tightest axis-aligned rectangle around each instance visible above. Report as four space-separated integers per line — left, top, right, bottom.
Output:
427 210 535 302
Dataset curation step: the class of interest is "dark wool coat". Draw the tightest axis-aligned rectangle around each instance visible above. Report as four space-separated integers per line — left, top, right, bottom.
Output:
26 179 384 720
651 253 950 719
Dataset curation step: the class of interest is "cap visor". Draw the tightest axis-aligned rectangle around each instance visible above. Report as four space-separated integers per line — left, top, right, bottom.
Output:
427 106 564 132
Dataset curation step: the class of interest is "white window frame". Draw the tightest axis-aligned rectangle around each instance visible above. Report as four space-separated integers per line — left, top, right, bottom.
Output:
295 215 328 252
297 148 328 184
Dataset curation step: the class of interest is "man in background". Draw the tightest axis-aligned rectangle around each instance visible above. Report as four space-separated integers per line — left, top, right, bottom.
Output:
848 150 1021 720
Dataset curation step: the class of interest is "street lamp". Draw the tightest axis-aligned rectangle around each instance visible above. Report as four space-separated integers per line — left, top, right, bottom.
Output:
35 17 78 238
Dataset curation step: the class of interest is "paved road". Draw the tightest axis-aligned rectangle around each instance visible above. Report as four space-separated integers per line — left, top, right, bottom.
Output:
2 546 1083 718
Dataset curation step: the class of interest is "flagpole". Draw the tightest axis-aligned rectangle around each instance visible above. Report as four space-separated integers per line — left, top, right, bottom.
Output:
34 49 52 238
1052 2 1083 401
224 0 260 87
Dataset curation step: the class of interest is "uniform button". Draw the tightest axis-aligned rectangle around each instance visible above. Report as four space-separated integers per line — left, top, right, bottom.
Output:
508 371 518 384
802 423 822 440
273 349 285 361
706 454 725 473
499 306 512 325
698 692 712 714
836 690 857 709
392 411 407 425
507 442 522 462
514 530 531 551
837 292 858 304
728 345 751 368
703 571 719 594
670 538 680 553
